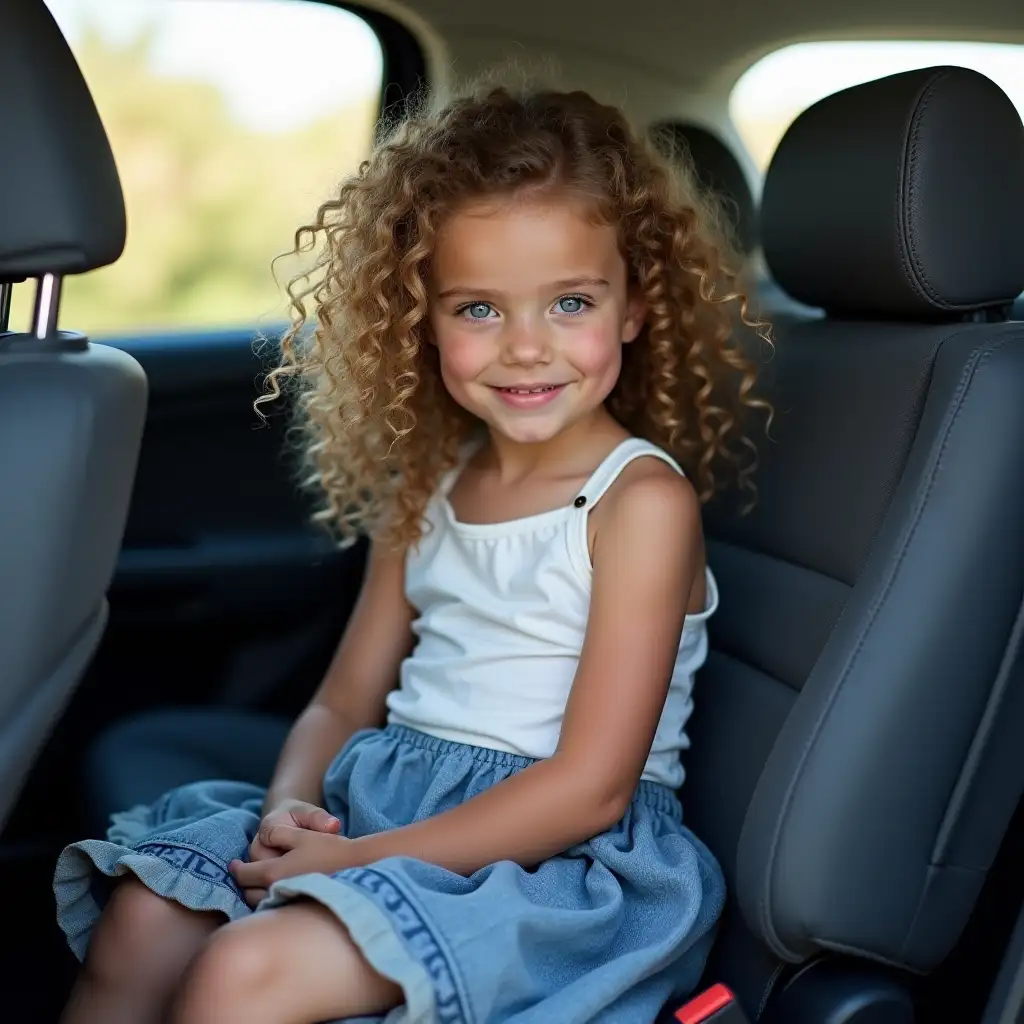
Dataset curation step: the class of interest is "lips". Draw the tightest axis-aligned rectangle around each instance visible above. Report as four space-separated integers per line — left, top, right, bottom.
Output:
489 382 568 409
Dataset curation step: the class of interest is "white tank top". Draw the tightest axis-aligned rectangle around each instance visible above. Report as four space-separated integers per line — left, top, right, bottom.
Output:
386 437 719 789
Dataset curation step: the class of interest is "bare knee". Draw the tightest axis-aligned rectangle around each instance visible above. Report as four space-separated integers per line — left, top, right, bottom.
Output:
84 877 217 989
171 907 401 1024
171 919 281 1019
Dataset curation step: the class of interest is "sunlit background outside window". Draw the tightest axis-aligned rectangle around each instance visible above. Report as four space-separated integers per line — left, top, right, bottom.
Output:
731 41 1024 171
12 0 382 335
17 6 1024 336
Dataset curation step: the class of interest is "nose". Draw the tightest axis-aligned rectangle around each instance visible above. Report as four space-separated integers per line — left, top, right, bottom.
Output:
500 319 552 367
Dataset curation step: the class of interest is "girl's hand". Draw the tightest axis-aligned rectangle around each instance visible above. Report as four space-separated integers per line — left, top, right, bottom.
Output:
241 800 342 906
231 825 361 906
263 798 341 836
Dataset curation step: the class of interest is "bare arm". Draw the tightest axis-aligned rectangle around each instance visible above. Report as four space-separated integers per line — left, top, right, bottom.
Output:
262 540 415 814
343 466 702 873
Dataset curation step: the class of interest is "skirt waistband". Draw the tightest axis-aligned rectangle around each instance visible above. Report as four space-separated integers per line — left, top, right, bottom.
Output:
382 724 682 817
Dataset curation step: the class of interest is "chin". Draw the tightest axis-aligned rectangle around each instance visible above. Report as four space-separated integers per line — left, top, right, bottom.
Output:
488 413 566 445
505 425 563 445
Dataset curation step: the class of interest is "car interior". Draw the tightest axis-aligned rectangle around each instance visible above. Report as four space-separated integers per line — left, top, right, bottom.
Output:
3 1 1024 1022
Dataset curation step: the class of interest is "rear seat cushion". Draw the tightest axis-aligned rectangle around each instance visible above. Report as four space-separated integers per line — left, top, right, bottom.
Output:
83 707 289 835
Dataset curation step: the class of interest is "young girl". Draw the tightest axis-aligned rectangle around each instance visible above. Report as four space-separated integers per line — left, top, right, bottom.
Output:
54 85 768 1024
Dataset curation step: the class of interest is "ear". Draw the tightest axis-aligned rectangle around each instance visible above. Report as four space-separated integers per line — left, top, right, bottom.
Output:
621 285 647 344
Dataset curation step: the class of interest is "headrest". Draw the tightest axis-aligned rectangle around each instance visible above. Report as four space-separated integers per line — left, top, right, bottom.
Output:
0 2 125 282
761 66 1024 319
651 122 757 253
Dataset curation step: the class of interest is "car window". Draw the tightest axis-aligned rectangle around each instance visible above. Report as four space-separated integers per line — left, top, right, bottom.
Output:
731 41 1024 172
11 0 383 337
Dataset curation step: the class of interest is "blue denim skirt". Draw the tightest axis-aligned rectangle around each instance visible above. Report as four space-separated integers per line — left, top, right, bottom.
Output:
54 724 725 1023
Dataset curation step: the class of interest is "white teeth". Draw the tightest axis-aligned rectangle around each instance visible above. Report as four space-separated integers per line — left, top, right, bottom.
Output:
504 386 555 394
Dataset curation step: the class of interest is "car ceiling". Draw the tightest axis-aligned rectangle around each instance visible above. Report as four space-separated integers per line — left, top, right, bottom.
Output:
397 0 1024 94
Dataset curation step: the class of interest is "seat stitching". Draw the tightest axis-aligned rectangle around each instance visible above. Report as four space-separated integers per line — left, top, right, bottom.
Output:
899 72 954 310
900 72 1020 313
927 590 1024 868
753 326 1022 960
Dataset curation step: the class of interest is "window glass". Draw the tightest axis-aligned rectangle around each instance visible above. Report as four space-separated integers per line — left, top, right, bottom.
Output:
731 41 1024 172
13 0 383 335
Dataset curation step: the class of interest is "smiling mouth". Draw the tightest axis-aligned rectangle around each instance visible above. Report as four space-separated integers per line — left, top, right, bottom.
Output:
489 382 569 409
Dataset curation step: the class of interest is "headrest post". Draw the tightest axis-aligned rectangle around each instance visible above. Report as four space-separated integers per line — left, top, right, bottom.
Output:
31 274 62 340
0 283 11 333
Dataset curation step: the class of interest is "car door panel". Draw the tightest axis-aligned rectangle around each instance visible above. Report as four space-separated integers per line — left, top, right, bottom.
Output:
60 329 367 735
106 329 356 628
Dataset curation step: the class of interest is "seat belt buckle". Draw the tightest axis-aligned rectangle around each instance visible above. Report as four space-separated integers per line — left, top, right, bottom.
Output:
674 983 751 1024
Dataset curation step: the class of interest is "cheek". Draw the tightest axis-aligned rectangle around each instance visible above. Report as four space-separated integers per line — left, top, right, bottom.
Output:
565 325 624 382
433 326 491 385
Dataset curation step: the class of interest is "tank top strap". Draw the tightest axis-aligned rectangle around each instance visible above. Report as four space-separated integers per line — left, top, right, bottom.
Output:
576 438 685 509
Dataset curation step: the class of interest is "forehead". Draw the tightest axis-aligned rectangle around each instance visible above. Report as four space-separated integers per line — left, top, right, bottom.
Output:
431 195 625 290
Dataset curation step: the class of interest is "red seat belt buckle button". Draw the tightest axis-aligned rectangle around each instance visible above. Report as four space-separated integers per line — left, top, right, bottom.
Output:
674 983 750 1023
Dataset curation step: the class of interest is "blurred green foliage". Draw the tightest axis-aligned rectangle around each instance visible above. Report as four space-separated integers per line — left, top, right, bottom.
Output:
10 24 379 336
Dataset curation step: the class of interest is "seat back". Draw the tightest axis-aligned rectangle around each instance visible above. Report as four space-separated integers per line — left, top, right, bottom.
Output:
0 2 147 832
687 66 1024 1016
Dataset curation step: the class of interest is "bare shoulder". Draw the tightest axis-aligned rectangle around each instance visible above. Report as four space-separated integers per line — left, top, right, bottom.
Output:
589 456 706 612
592 456 702 551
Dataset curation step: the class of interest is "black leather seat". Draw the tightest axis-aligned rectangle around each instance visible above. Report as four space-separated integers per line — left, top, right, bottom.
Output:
84 66 1024 1021
691 65 1024 1018
83 708 289 830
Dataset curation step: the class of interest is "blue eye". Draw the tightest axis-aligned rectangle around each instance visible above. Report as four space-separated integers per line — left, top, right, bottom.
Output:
555 296 588 315
460 302 495 320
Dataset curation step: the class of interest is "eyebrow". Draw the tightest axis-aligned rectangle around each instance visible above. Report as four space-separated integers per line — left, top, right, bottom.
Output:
436 277 611 299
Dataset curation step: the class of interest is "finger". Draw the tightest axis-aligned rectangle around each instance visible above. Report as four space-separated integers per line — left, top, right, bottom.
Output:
248 839 281 862
258 821 306 851
292 806 341 833
243 887 268 909
230 858 278 889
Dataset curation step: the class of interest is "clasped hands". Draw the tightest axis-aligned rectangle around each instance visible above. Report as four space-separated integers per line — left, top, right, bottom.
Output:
229 799 359 908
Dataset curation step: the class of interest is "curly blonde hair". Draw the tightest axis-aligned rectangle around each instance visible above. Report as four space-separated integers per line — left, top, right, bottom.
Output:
259 86 772 550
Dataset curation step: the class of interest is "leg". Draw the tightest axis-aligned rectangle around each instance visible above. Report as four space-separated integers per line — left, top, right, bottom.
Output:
61 876 223 1024
169 902 403 1024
